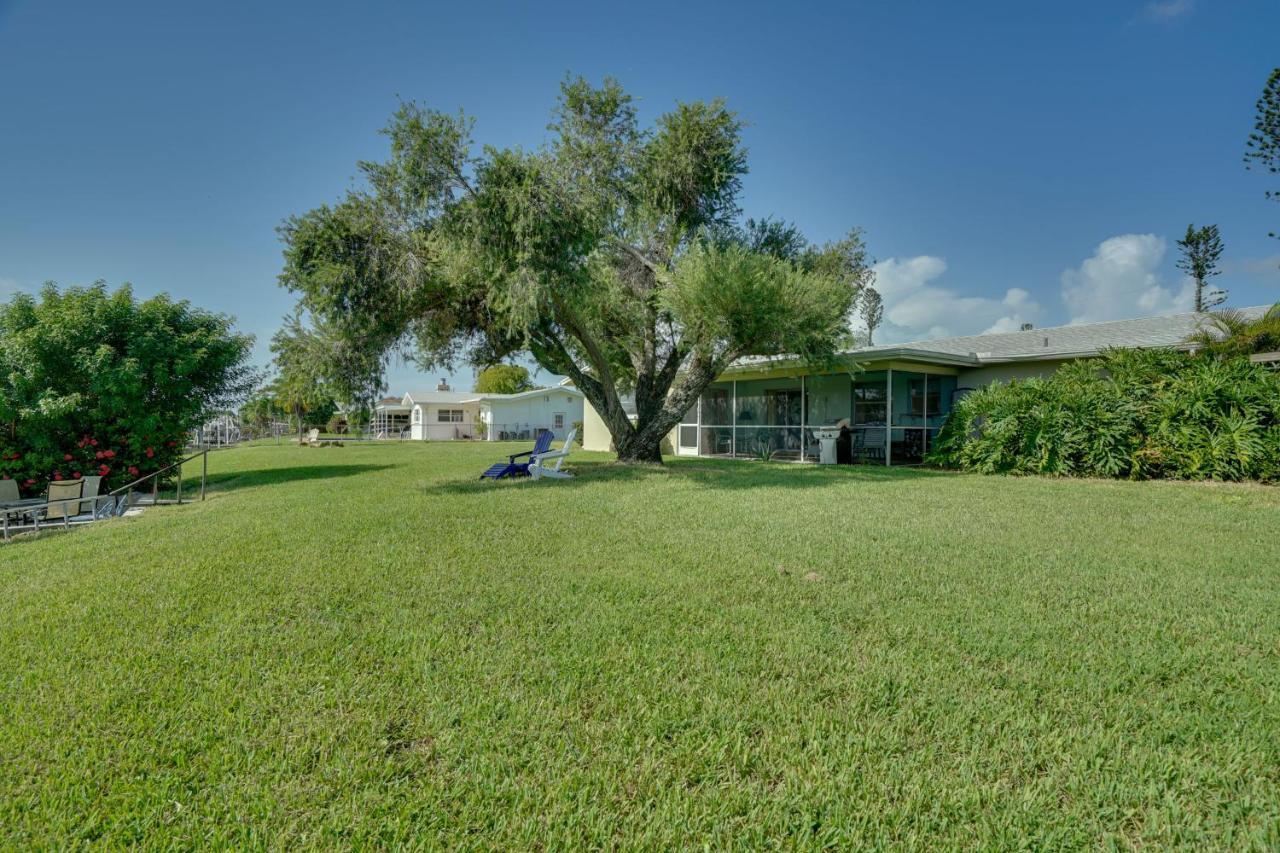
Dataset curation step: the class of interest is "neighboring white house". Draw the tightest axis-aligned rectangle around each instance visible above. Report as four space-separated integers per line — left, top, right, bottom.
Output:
375 380 584 442
403 390 484 440
479 384 583 441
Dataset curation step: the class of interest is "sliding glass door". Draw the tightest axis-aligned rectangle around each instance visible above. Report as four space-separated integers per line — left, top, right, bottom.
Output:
889 371 956 464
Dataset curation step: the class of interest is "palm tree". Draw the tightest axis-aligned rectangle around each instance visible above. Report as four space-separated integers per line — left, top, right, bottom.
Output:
1186 303 1280 359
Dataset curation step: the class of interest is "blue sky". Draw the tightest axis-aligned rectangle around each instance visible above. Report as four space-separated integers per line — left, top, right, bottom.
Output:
1 0 1277 394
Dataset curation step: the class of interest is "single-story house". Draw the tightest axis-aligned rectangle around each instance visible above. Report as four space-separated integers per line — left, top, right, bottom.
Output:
373 381 584 441
582 307 1269 465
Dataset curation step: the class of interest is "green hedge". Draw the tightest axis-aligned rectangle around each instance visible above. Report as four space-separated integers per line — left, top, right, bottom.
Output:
928 348 1280 481
0 283 253 496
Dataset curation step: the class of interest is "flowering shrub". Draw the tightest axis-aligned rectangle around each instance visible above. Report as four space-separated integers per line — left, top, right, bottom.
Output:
0 283 254 496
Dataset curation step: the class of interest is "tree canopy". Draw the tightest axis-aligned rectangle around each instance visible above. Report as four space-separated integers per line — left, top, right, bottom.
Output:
1245 67 1279 239
1175 223 1226 312
474 364 536 395
0 282 254 494
279 77 872 461
269 314 343 438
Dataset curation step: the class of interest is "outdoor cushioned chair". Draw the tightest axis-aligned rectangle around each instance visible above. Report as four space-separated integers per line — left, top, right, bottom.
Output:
480 430 554 479
0 479 19 504
44 480 84 522
529 429 577 480
76 475 103 516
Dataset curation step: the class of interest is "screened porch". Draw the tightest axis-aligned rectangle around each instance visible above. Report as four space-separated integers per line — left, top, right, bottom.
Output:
676 367 959 465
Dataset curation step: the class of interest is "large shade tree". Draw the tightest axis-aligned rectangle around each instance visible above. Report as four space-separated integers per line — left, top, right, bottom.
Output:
279 77 871 462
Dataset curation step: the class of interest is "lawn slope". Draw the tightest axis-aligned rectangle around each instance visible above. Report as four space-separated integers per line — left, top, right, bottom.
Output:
2 442 1278 847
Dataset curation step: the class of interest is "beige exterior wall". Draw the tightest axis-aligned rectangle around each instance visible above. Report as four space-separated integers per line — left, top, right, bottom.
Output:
955 358 1073 389
581 402 675 455
582 399 612 451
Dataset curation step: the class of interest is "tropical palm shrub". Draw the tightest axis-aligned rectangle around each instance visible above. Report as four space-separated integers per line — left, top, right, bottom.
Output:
1185 302 1280 359
929 348 1280 481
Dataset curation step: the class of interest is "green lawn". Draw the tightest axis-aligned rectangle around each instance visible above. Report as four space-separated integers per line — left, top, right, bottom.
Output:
2 442 1278 847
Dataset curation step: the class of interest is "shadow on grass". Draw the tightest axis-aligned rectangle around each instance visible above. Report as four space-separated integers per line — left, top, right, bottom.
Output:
422 456 955 496
203 464 397 493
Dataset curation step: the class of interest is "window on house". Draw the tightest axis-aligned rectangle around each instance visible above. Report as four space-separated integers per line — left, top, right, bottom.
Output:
553 412 565 429
437 409 464 423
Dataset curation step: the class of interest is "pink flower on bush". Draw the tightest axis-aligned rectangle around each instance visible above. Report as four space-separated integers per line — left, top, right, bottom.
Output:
128 465 139 476
64 453 74 461
104 449 115 459
53 472 62 481
98 464 110 476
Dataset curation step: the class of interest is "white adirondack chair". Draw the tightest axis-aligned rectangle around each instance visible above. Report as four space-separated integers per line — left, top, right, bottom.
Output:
529 429 577 480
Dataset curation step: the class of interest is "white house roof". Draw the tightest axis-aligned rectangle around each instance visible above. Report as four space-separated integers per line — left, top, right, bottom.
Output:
395 385 584 408
402 390 483 406
482 386 583 403
728 307 1270 373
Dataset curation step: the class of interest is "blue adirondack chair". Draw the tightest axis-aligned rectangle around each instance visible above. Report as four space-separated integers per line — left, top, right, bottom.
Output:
480 430 555 479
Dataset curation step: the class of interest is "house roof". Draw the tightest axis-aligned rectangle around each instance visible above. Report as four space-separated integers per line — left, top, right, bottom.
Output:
728 307 1271 373
481 386 584 403
393 385 584 408
402 390 483 406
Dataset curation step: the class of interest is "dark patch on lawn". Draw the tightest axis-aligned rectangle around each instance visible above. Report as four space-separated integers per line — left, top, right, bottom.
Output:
203 464 397 493
422 456 951 495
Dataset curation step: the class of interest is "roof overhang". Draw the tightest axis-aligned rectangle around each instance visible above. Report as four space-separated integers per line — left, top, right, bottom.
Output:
723 348 980 376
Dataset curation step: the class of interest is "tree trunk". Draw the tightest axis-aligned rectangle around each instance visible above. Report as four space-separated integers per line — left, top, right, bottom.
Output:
588 353 729 466
614 433 665 464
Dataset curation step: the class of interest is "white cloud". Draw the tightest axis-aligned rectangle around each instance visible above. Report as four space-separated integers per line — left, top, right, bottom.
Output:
1233 255 1280 280
861 256 1041 343
1138 0 1193 22
1060 234 1193 325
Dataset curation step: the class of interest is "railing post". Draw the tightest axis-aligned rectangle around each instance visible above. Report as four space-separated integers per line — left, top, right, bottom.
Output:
201 449 207 501
152 475 158 505
176 465 183 505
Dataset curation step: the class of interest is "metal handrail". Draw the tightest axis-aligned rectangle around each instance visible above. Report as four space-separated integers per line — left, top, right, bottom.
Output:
0 449 211 543
2 494 117 542
108 445 208 504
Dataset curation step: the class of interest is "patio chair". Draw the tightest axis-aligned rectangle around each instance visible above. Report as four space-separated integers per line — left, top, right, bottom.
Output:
307 428 320 446
480 430 555 479
44 480 84 523
0 479 18 504
851 429 886 463
529 429 577 480
76 475 103 516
